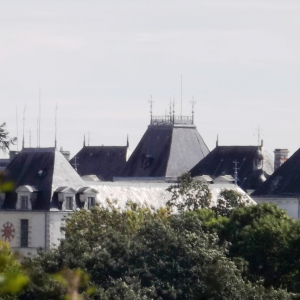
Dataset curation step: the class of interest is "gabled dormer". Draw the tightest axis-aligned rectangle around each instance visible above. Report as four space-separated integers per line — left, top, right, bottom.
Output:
77 187 99 209
15 185 38 210
55 187 77 211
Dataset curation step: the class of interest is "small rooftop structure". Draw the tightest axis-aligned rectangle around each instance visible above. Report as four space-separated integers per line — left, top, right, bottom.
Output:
252 147 300 197
118 114 209 181
190 144 274 191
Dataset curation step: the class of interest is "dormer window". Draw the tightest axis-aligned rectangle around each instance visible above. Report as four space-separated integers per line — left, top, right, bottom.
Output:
55 187 77 211
16 185 38 210
78 187 98 209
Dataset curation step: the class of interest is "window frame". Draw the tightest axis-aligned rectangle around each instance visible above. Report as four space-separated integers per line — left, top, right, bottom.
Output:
65 196 74 210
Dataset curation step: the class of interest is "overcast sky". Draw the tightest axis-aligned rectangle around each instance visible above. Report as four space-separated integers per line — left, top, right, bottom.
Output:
1 0 300 158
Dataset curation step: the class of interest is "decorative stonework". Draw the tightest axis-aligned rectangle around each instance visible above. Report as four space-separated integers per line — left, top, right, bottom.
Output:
1 222 15 242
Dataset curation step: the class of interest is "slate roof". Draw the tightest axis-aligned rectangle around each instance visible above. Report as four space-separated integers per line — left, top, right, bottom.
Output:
252 148 300 197
119 124 209 180
2 148 85 210
190 146 274 190
70 146 128 181
0 158 10 171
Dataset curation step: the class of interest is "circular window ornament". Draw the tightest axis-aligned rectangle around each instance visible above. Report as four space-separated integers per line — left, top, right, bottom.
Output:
1 222 15 242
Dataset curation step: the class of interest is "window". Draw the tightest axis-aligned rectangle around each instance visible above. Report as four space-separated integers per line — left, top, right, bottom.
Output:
21 196 29 210
65 197 73 210
20 219 29 247
88 197 95 209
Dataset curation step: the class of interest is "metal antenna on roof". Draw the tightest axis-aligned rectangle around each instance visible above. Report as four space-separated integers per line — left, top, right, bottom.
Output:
216 134 219 147
16 106 18 151
39 88 41 148
83 134 86 147
181 75 183 118
148 95 154 125
254 126 263 147
22 104 26 149
27 128 31 147
190 96 196 124
233 160 239 186
172 96 176 124
36 116 39 148
73 156 79 172
55 103 58 149
127 134 129 147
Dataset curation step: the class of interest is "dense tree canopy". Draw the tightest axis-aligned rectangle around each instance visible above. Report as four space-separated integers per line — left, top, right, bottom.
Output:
2 174 300 299
18 202 299 300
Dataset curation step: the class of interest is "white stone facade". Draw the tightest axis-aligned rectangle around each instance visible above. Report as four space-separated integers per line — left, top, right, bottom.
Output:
0 211 68 257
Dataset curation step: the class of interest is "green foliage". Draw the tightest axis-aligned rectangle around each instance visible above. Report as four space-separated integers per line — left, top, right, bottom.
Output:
218 203 300 292
22 201 298 299
213 189 251 217
0 241 28 297
0 123 16 152
167 172 212 211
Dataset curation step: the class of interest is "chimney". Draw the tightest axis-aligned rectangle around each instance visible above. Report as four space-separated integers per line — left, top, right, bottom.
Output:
59 147 71 161
274 149 289 171
9 151 19 161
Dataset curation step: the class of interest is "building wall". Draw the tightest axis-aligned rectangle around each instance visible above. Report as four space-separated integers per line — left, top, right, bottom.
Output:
48 212 69 248
254 197 299 219
0 211 70 257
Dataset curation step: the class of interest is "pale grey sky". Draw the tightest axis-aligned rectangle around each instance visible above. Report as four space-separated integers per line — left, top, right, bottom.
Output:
1 0 300 158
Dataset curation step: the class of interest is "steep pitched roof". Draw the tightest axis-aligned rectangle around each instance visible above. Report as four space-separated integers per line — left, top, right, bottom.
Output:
252 148 300 196
2 148 85 210
190 146 274 190
119 124 209 180
70 146 128 181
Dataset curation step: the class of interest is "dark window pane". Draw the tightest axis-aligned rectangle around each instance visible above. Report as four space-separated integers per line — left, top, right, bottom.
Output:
21 196 28 210
88 197 95 209
21 219 28 247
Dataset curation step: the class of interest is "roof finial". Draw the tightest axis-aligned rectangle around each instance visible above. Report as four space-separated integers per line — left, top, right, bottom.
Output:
190 96 196 124
181 74 183 118
172 96 176 124
16 106 19 151
83 134 86 147
216 134 219 147
148 95 154 125
38 87 41 148
22 104 26 149
54 103 58 149
73 156 79 172
126 134 129 147
254 126 263 147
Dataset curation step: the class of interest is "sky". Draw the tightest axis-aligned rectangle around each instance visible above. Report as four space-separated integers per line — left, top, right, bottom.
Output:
1 0 300 159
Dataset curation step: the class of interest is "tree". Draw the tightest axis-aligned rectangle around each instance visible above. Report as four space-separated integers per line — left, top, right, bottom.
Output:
0 123 16 152
21 201 299 299
166 172 212 211
0 241 28 298
218 203 298 291
212 189 251 217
